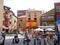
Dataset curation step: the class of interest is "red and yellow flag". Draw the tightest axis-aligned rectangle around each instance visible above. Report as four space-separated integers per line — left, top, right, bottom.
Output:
26 20 38 29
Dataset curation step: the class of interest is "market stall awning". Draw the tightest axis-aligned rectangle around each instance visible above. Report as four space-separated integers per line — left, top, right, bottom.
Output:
34 28 44 31
45 28 55 31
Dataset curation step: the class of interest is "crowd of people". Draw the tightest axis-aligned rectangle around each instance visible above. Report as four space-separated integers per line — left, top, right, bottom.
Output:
23 31 60 45
0 28 60 45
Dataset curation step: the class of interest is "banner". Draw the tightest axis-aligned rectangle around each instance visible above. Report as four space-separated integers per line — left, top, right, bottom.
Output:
17 10 25 16
26 20 38 29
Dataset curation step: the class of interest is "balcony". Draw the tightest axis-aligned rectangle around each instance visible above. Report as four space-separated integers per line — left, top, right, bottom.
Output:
41 18 55 22
41 16 55 22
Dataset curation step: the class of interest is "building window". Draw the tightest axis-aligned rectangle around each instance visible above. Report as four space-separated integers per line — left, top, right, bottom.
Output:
19 24 21 27
34 18 37 20
28 14 31 18
29 14 30 17
56 7 60 12
57 15 60 19
3 13 6 18
20 20 22 21
5 15 8 18
48 24 54 26
34 14 36 18
42 16 44 18
45 16 48 18
51 16 54 18
3 21 5 25
42 16 54 19
47 16 54 18
34 11 36 18
10 15 12 18
3 15 6 18
28 12 31 18
48 16 51 18
14 20 16 23
28 18 31 20
10 22 11 24
42 22 47 26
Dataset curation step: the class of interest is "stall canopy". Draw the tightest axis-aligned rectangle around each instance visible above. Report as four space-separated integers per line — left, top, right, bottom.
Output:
45 28 55 31
34 28 44 31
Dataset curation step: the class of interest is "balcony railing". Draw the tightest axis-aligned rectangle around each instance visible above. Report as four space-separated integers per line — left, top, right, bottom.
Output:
41 15 55 21
41 18 55 22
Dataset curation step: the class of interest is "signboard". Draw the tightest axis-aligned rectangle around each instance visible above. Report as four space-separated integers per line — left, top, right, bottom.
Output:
26 20 38 29
17 10 25 16
57 20 60 31
57 17 60 31
57 20 60 24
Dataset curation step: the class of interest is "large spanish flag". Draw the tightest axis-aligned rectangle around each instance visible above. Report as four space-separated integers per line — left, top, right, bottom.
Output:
26 20 38 29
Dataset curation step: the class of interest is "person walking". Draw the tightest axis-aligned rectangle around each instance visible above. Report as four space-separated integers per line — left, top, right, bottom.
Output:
53 34 58 45
40 34 46 45
23 32 30 45
33 32 37 45
49 35 55 45
45 34 55 45
45 34 51 45
56 31 60 45
37 33 42 45
2 29 5 40
36 31 46 45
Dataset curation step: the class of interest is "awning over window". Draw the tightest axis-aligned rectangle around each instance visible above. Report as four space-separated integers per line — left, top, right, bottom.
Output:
2 25 9 29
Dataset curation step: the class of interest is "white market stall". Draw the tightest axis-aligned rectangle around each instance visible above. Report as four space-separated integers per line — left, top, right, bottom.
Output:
34 28 44 31
45 28 55 34
45 28 55 31
32 28 44 37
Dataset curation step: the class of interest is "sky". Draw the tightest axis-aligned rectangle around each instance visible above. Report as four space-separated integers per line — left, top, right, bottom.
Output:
4 0 60 16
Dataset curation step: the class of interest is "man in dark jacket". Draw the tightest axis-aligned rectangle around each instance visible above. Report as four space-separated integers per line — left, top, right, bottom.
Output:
56 32 60 45
2 29 5 40
23 32 30 45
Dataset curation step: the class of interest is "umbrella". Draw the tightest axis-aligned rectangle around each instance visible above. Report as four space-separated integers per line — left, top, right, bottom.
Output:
45 28 55 31
34 28 44 31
